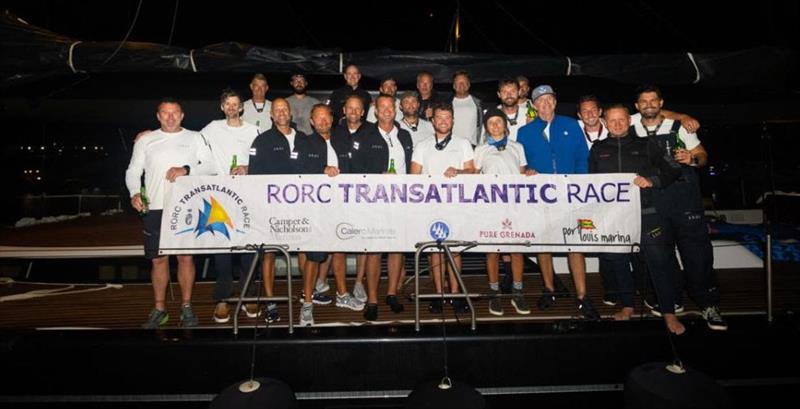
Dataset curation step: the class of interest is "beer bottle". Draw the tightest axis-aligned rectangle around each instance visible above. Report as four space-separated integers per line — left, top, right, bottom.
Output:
230 154 238 173
139 185 149 215
387 159 397 174
526 100 537 121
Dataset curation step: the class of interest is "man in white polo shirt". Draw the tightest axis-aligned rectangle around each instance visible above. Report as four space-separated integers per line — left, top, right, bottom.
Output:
125 98 214 329
398 91 435 148
241 73 272 133
451 70 483 146
198 89 261 324
410 102 475 314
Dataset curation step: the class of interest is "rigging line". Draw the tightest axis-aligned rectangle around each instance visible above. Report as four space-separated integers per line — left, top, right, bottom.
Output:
101 0 144 65
460 5 502 53
493 1 564 56
167 0 179 46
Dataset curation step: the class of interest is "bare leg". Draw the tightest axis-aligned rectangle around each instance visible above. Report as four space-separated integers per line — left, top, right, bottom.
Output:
301 254 316 304
568 252 587 299
176 255 195 305
510 253 524 283
318 254 331 283
262 252 276 297
446 254 462 293
429 253 443 293
366 253 382 304
386 253 404 296
355 253 367 285
151 256 169 310
537 253 555 291
486 253 499 284
332 253 348 295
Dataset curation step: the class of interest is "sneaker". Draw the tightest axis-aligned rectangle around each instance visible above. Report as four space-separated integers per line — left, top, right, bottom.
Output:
488 291 504 316
353 281 367 303
386 295 405 313
142 308 169 329
213 302 231 323
452 298 470 314
511 289 531 315
315 278 330 293
576 298 600 321
429 298 443 314
537 289 556 310
299 303 314 326
336 292 365 311
701 306 728 331
241 303 260 318
180 304 199 327
645 300 685 317
602 294 618 306
264 303 281 324
301 291 333 305
500 265 513 294
364 303 378 321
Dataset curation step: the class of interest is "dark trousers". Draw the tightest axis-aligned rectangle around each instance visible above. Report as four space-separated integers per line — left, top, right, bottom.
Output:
599 252 635 308
663 210 720 309
212 253 259 302
641 213 679 314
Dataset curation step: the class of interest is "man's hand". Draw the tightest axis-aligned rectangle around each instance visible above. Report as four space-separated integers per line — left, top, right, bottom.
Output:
324 166 340 177
524 168 537 176
230 165 248 176
633 175 653 188
673 148 693 165
131 193 144 212
166 166 188 182
443 167 459 178
680 115 700 133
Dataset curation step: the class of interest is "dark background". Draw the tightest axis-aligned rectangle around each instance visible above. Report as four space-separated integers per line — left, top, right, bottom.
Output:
2 0 799 223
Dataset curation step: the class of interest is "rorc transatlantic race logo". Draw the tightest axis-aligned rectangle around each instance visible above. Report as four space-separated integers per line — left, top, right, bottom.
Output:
170 184 251 240
478 218 535 240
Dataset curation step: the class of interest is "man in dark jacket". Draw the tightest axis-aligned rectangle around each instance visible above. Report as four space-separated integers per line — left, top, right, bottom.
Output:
589 104 684 334
247 98 311 324
348 94 414 321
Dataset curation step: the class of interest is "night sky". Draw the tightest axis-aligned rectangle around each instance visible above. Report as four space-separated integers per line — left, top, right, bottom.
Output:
5 0 800 55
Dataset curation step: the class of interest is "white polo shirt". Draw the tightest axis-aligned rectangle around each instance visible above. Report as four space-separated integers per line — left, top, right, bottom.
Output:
411 134 474 176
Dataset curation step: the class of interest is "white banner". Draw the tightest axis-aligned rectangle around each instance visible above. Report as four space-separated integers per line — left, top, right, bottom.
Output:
159 174 641 254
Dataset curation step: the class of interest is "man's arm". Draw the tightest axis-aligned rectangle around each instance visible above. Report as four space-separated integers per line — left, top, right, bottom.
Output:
662 109 700 133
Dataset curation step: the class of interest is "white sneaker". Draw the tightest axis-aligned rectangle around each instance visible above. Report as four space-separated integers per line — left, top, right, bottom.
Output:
353 281 367 303
315 278 330 293
299 303 314 326
336 292 365 311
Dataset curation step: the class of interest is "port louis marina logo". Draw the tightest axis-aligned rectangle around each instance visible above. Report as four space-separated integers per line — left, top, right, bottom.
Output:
170 184 251 240
561 218 632 245
479 218 535 240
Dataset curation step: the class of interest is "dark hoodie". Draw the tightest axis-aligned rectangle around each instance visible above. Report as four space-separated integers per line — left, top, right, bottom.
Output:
588 130 681 210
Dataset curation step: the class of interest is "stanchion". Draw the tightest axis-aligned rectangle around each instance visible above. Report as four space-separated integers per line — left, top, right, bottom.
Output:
226 244 293 335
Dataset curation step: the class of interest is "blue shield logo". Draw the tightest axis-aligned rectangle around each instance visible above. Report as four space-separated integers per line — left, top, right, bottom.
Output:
429 221 450 241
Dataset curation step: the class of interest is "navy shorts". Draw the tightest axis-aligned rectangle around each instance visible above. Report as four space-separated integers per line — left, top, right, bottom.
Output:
143 210 162 260
305 252 328 263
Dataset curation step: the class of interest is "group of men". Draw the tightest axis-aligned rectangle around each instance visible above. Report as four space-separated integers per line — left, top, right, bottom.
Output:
125 64 727 334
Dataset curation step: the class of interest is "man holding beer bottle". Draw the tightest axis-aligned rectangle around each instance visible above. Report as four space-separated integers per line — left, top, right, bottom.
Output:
125 97 214 329
195 89 261 323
